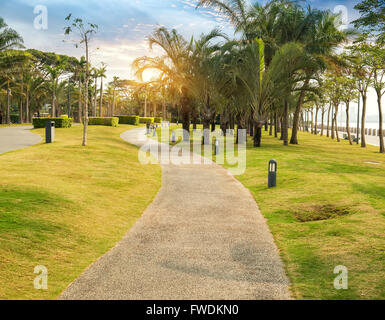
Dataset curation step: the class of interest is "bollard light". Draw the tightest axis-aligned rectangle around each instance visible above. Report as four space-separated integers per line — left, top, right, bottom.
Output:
214 140 219 155
171 131 176 143
268 159 277 188
153 127 156 137
45 120 55 143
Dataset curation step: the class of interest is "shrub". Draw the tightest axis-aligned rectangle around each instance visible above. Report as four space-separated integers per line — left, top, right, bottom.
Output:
60 115 69 119
154 117 163 123
10 115 20 124
114 115 139 125
88 117 119 127
33 117 73 128
139 117 154 124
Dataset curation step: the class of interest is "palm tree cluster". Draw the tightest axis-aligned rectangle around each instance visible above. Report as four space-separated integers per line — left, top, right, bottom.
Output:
132 0 353 147
0 16 124 126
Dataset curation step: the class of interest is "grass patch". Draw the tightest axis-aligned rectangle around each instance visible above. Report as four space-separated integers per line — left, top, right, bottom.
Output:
156 124 385 300
293 204 353 222
0 125 161 300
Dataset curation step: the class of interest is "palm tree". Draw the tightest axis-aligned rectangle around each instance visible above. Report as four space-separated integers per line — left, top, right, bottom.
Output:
97 63 107 117
133 27 224 141
0 17 24 52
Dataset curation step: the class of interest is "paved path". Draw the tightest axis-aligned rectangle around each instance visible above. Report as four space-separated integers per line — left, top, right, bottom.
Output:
60 128 291 300
0 126 41 155
322 129 381 147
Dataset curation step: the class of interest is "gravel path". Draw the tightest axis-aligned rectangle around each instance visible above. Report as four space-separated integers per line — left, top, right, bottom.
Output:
59 128 291 300
0 126 41 155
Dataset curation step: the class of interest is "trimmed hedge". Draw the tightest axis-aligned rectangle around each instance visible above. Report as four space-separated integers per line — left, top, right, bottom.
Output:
33 117 73 128
88 117 119 127
60 115 69 119
139 117 154 124
154 117 163 123
114 115 139 125
10 114 20 124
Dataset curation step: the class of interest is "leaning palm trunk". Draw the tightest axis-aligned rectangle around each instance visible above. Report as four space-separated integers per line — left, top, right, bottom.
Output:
290 79 309 144
376 89 384 153
345 102 352 145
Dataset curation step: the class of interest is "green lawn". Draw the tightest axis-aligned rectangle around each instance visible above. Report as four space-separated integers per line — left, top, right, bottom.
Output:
156 125 385 300
0 125 161 300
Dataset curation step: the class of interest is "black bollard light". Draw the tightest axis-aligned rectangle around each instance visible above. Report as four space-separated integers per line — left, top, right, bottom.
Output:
268 159 277 188
45 120 55 143
171 131 176 143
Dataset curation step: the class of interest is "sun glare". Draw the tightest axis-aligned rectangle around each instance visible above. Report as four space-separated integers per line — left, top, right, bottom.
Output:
142 69 161 82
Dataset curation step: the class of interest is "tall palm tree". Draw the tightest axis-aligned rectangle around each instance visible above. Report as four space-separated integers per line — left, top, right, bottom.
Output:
97 63 107 117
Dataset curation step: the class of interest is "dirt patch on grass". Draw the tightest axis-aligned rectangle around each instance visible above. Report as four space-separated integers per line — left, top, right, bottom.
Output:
293 204 353 222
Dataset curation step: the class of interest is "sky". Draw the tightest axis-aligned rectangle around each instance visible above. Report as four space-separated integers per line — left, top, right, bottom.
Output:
0 0 382 122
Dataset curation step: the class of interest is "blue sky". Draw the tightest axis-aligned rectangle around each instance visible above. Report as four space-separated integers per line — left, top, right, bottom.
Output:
1 0 381 119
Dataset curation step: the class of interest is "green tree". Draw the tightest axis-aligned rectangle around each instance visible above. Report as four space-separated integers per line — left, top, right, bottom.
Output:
65 14 98 146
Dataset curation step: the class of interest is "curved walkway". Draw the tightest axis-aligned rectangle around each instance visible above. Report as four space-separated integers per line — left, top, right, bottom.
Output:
0 126 41 155
60 128 291 300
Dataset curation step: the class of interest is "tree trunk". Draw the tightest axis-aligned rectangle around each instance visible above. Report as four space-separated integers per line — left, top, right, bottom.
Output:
93 76 97 117
269 114 273 136
314 107 319 135
333 105 340 142
51 78 56 118
162 101 166 120
253 122 262 147
78 79 82 123
376 89 384 153
6 80 11 124
326 105 331 137
274 113 278 138
99 77 103 117
345 101 352 145
282 101 289 146
20 76 24 124
321 108 325 137
26 88 30 123
82 41 89 146
249 118 254 137
202 118 210 145
290 79 309 144
68 79 72 118
331 106 335 139
361 94 367 148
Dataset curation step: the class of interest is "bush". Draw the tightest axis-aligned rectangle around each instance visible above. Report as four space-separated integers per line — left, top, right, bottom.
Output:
114 115 139 125
139 117 154 124
10 115 20 124
154 117 163 123
88 117 119 127
60 115 69 119
33 117 73 128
